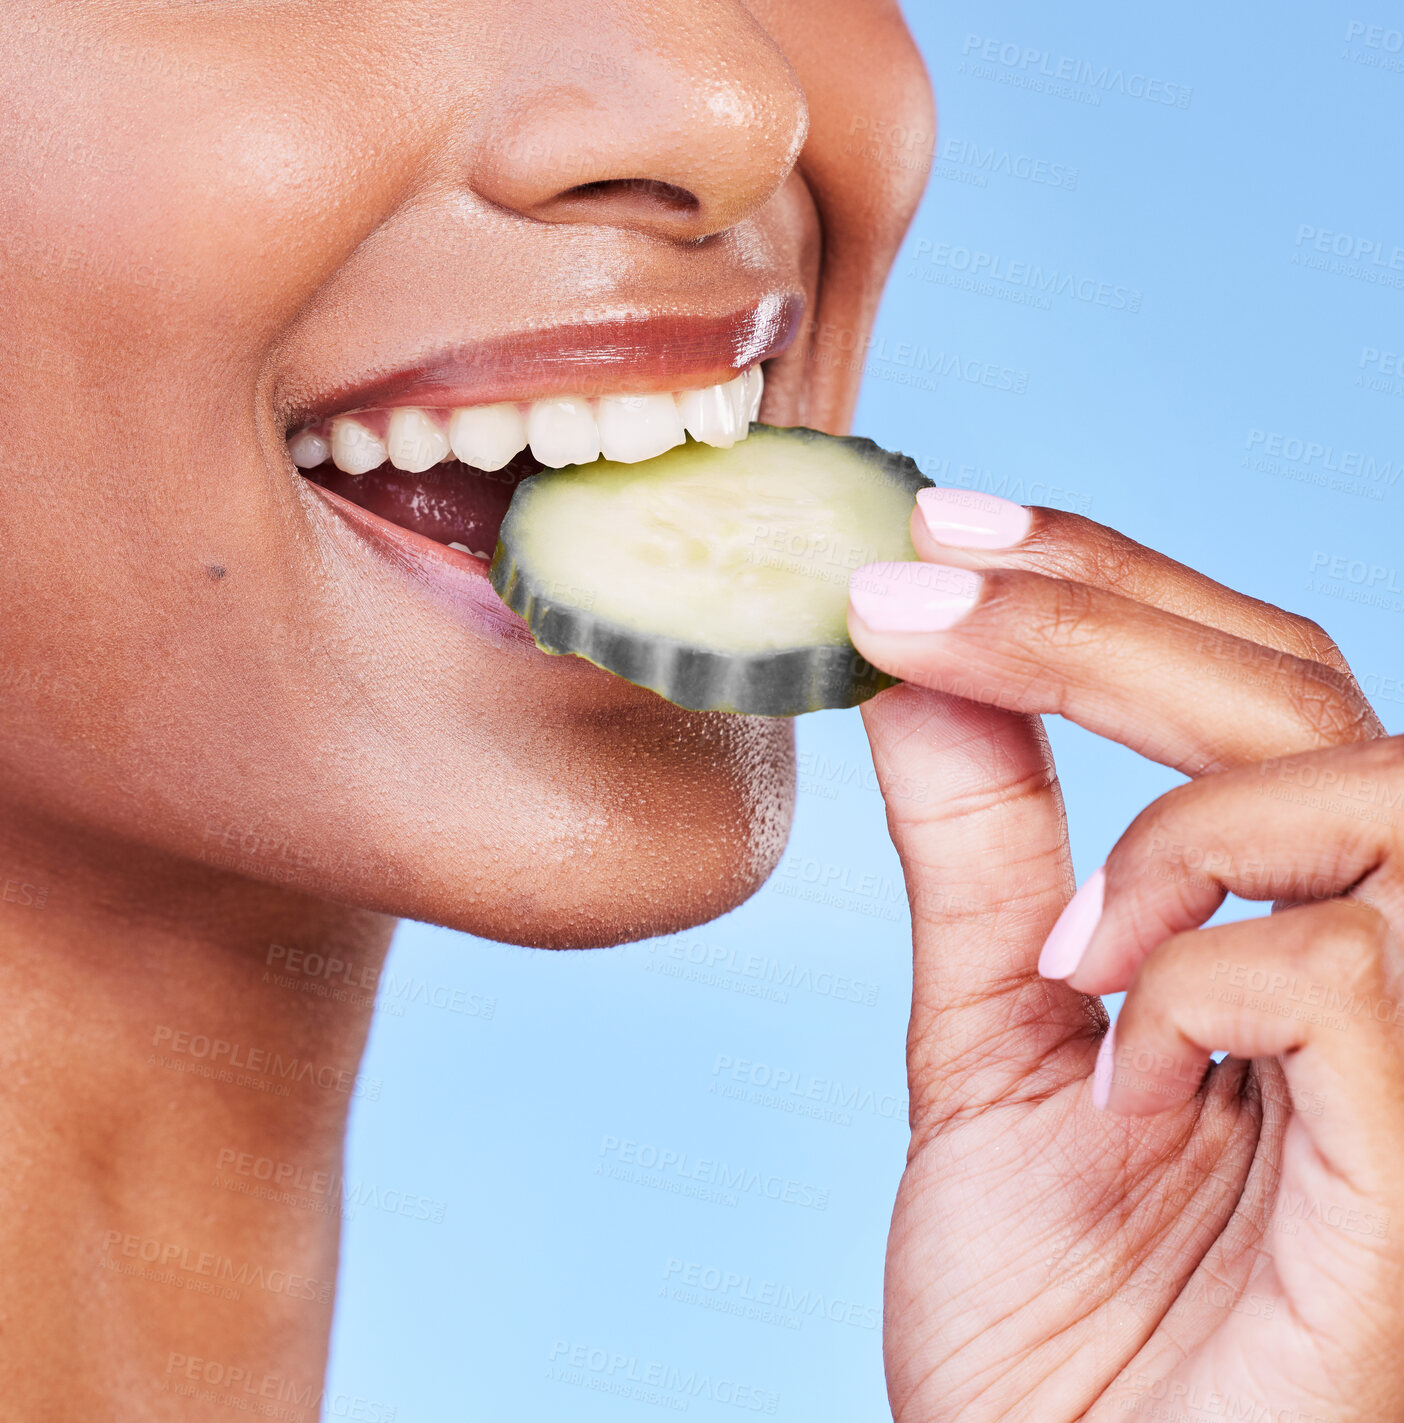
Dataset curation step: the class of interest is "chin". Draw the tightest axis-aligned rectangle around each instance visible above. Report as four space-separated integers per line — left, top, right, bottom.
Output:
440 708 797 951
481 740 798 948
303 707 798 951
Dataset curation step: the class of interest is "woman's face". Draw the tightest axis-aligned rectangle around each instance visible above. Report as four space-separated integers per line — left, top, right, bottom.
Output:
0 0 932 947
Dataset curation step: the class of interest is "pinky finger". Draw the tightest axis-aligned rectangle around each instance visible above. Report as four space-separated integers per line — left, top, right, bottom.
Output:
1101 901 1404 1162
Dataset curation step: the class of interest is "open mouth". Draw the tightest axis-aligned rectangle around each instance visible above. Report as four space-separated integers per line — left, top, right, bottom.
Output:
291 366 764 562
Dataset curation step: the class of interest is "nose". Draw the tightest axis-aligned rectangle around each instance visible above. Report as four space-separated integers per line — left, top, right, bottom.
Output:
464 1 809 242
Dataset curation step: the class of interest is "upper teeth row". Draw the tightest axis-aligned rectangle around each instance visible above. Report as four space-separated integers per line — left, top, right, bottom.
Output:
290 367 764 475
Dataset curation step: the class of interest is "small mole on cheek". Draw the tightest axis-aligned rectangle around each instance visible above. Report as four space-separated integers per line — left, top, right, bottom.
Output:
207 564 226 580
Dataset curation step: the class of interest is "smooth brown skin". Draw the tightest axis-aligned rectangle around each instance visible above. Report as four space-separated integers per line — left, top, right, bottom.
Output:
849 512 1404 1419
0 1 932 1415
11 4 1399 1420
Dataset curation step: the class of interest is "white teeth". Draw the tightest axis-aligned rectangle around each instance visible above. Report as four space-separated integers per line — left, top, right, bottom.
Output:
527 396 600 468
330 417 388 475
302 367 763 476
386 408 450 473
597 392 686 463
677 375 747 449
448 402 528 471
288 430 330 468
743 365 764 422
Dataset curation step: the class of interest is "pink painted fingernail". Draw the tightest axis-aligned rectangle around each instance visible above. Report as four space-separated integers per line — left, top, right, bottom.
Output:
849 562 982 632
1091 1023 1116 1110
916 488 1032 549
1037 867 1106 980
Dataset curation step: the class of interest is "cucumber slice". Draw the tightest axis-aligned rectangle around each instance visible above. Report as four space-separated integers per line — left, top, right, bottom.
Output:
489 424 931 716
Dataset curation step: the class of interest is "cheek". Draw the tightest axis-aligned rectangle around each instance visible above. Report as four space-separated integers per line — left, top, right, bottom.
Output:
0 18 411 641
2 14 415 351
0 16 421 820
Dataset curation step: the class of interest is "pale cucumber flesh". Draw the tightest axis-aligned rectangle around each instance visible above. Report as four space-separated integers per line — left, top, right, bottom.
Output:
490 424 931 716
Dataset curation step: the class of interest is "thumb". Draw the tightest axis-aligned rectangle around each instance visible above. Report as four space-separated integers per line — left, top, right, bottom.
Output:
860 683 1101 1126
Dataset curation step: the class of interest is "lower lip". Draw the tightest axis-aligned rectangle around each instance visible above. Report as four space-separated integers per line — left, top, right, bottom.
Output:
304 481 543 652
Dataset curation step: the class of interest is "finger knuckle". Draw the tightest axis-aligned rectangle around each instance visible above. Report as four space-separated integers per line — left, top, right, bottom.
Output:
1124 787 1233 886
1082 539 1143 599
1312 902 1391 993
1109 976 1202 1100
1027 524 1141 598
1285 615 1350 673
1125 932 1192 1011
1036 578 1099 651
1282 662 1377 747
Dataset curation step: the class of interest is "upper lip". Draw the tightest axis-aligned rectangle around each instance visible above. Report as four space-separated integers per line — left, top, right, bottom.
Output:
285 294 803 429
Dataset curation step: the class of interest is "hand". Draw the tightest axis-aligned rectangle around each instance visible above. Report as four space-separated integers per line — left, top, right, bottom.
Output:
845 488 1404 1422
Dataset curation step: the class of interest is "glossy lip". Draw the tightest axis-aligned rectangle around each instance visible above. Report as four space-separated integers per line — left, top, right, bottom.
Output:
306 481 670 708
286 293 802 427
306 481 537 645
307 481 495 580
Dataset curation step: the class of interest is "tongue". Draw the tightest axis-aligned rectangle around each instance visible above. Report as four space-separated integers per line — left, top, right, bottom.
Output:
303 452 542 556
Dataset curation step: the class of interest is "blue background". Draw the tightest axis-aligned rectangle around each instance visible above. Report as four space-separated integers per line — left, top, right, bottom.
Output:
324 3 1404 1418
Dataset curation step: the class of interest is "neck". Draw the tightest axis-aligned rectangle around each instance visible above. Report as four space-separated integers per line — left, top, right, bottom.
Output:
0 814 393 1419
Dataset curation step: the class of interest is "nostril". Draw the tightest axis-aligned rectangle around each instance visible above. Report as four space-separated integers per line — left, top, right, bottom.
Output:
560 177 701 215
